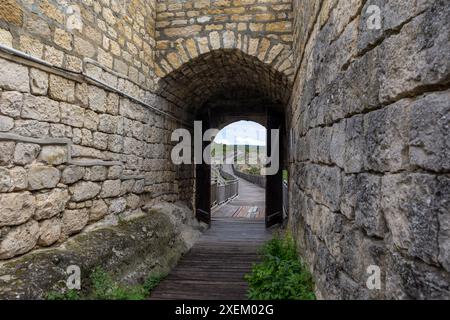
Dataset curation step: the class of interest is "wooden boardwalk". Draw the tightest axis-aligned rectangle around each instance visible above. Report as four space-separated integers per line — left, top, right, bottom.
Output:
150 218 272 300
150 167 272 300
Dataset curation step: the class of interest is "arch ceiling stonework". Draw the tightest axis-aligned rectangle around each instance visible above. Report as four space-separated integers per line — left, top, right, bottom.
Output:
157 49 293 112
154 0 295 110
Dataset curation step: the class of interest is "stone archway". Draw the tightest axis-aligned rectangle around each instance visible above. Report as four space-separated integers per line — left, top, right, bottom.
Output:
157 48 292 226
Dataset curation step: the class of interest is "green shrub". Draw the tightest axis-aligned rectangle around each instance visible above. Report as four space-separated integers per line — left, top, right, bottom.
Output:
245 233 316 300
46 268 167 300
143 273 167 292
88 267 145 300
47 289 81 300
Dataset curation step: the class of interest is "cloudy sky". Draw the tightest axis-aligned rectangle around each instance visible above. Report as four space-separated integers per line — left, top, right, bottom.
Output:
214 121 266 146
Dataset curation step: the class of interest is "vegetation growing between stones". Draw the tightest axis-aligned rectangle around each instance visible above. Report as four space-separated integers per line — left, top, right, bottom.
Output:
245 233 315 300
47 268 167 300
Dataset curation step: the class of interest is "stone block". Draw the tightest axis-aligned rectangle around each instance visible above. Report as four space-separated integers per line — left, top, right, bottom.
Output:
0 167 12 192
84 166 107 181
108 197 126 215
0 220 40 260
29 68 49 95
14 143 41 165
89 199 108 222
100 180 121 198
364 100 410 173
22 94 60 123
61 165 85 185
409 91 450 172
0 192 35 227
62 209 89 236
379 1 450 103
28 164 60 190
0 141 15 165
69 181 101 202
0 115 14 131
0 91 23 117
38 145 68 165
38 218 61 247
10 167 28 191
34 189 70 220
0 58 29 93
60 102 84 128
382 173 441 266
49 75 75 103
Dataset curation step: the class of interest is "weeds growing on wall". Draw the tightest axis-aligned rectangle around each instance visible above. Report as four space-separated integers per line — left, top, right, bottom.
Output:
245 233 316 300
47 268 167 300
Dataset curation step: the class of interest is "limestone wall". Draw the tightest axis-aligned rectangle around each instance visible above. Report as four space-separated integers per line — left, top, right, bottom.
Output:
154 0 294 79
0 0 194 261
0 0 158 89
288 0 450 299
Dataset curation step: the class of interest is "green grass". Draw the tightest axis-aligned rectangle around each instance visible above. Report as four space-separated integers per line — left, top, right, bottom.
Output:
245 233 316 300
47 268 167 300
282 169 288 182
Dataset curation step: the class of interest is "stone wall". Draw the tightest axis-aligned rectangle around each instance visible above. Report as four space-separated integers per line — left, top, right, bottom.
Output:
154 0 295 80
0 0 157 89
288 0 450 299
0 0 194 261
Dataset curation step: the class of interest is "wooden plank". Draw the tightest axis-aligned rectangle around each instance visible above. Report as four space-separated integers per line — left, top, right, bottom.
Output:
150 219 273 300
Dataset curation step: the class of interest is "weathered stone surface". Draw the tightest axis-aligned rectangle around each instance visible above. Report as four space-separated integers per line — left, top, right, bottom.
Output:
344 116 365 173
22 94 60 123
379 1 450 103
34 189 70 220
61 209 89 236
108 165 123 179
60 102 84 128
132 179 145 194
0 27 12 46
437 176 450 272
0 141 15 165
0 192 35 227
88 86 107 113
29 68 48 95
382 173 441 266
38 145 68 165
28 165 60 190
69 181 101 202
38 218 61 247
409 91 450 172
0 167 12 192
98 114 122 134
61 165 85 184
354 174 385 238
126 194 141 209
9 167 27 191
0 115 14 131
89 199 108 222
108 197 127 214
302 164 342 212
364 100 410 173
0 91 23 117
0 204 202 298
0 220 39 260
0 58 29 92
48 75 75 103
100 180 121 198
385 249 450 300
12 120 50 138
13 143 41 165
83 166 108 181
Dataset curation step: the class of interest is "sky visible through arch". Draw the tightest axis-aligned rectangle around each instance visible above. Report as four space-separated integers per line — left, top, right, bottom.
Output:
214 121 266 146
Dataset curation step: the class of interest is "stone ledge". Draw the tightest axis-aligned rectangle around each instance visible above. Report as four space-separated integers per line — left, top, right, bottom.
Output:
0 202 205 300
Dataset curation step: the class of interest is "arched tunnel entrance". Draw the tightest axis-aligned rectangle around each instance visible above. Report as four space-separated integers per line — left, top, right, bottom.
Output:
158 49 291 229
